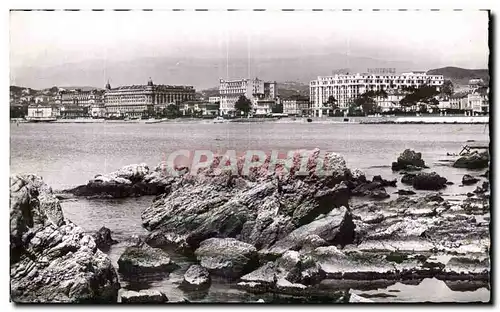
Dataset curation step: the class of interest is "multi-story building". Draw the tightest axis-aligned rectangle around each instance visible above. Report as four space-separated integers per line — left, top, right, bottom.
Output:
219 78 278 116
468 89 489 114
450 93 468 110
26 104 57 121
310 71 444 117
209 96 220 104
180 101 219 116
282 96 310 116
375 93 404 112
104 78 196 118
57 89 104 107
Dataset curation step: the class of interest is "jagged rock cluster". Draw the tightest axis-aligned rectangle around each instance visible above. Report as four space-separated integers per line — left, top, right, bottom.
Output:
18 147 490 303
10 175 120 303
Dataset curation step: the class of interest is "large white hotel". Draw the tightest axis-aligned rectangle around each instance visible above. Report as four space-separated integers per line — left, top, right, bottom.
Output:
309 71 444 117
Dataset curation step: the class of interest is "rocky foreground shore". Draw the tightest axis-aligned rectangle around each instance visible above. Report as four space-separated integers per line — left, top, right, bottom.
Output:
11 148 490 303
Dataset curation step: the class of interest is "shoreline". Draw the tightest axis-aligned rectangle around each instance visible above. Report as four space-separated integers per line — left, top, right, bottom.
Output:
12 115 489 125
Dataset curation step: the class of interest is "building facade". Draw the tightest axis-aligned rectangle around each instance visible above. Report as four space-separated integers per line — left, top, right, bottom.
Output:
26 104 57 121
104 78 196 118
57 89 104 107
310 72 444 117
219 78 278 116
208 96 220 104
282 96 310 116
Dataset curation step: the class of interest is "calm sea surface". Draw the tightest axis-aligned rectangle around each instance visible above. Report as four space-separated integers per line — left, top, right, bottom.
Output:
10 121 490 302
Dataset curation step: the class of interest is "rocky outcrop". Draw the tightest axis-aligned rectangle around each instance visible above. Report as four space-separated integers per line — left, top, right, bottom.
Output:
395 189 416 195
401 172 447 190
117 243 178 274
181 265 211 290
194 238 259 278
350 175 396 199
259 206 355 259
10 174 120 303
65 163 182 198
391 149 426 171
462 174 479 185
141 149 352 251
120 289 168 303
453 151 489 169
92 227 118 251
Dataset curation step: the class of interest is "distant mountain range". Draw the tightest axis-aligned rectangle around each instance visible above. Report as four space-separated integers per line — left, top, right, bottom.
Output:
426 67 489 86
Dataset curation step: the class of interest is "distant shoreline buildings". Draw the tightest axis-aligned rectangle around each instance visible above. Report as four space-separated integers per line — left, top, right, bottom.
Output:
309 71 445 117
104 78 196 118
219 78 278 116
11 68 490 121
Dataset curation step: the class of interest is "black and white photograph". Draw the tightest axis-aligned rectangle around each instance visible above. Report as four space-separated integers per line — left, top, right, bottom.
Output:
9 7 492 304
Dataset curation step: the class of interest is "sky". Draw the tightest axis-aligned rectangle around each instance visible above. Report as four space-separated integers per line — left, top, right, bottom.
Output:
9 10 490 87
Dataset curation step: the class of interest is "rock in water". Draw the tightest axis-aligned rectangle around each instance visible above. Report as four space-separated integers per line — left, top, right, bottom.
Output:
391 149 426 171
117 244 178 274
66 163 180 198
92 226 118 251
411 172 447 190
194 238 258 278
10 174 120 303
181 265 211 289
462 174 480 185
349 293 374 303
120 289 168 303
395 189 416 195
453 151 489 169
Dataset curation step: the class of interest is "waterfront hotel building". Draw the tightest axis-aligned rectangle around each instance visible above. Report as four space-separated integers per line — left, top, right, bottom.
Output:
219 78 277 116
104 78 196 117
309 72 444 117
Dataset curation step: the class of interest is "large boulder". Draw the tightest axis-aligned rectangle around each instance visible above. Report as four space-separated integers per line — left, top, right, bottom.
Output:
453 151 489 169
92 226 118 251
194 238 259 278
402 172 447 190
10 174 120 303
259 206 355 259
181 265 211 290
117 244 178 274
462 174 480 185
411 172 447 190
120 289 168 303
391 149 426 171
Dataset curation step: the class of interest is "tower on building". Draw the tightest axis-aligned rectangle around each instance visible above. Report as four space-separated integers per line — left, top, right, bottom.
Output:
105 80 111 90
147 77 154 86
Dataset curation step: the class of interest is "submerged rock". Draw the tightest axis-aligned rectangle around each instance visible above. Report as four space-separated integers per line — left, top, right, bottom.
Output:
117 244 178 274
391 149 426 171
120 289 168 303
92 226 118 251
10 174 120 303
453 151 489 169
181 265 211 290
194 238 259 278
462 174 480 185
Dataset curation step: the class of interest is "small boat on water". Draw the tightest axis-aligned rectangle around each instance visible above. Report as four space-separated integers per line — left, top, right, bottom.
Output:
306 118 313 123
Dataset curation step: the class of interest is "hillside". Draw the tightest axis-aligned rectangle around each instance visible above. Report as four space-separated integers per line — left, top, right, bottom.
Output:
426 67 489 86
277 81 310 98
